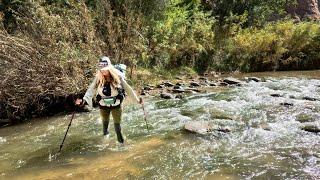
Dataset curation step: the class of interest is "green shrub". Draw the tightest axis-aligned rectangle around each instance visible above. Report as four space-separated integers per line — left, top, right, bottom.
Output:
217 21 320 72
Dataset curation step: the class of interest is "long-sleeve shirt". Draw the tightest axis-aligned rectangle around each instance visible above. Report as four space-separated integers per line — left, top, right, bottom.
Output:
83 76 139 109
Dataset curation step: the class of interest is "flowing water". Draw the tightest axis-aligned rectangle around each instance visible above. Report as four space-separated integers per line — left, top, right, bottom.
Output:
0 71 319 179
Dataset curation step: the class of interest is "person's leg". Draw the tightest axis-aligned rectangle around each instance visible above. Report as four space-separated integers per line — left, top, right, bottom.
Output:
100 108 111 135
111 107 124 143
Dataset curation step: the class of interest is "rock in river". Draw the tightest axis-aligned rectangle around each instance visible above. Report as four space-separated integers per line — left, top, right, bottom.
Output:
172 87 185 93
184 121 216 135
270 94 283 97
160 92 175 99
190 82 201 87
245 77 261 82
301 124 320 133
157 84 165 89
223 78 242 85
163 82 175 87
303 96 319 101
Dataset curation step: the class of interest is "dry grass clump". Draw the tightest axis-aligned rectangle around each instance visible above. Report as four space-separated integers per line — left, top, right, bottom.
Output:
0 31 72 121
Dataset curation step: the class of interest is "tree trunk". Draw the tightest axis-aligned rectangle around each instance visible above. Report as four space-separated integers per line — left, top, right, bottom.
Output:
287 0 320 20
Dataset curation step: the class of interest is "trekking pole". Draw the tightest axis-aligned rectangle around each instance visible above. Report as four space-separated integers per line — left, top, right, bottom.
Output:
58 111 75 153
140 98 150 132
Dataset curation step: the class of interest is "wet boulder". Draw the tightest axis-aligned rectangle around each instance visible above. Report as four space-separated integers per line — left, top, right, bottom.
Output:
173 85 182 89
280 102 294 107
245 77 261 82
218 82 229 86
140 90 147 96
190 82 201 87
144 86 153 91
172 87 185 93
175 94 184 99
303 96 319 101
199 77 208 81
270 94 283 97
301 124 320 133
176 82 185 86
185 87 201 92
260 123 271 131
217 127 231 133
223 78 242 85
210 108 234 120
289 95 296 99
296 114 315 123
184 121 217 135
209 82 217 86
157 84 165 89
160 92 175 99
163 82 175 87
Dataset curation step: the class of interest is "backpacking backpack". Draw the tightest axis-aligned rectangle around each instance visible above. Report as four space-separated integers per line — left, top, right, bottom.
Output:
114 64 127 78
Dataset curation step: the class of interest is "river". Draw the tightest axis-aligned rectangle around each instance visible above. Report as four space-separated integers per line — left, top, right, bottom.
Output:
0 71 319 179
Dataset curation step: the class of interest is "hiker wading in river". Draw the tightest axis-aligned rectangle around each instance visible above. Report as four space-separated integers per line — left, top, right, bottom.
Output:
75 60 142 144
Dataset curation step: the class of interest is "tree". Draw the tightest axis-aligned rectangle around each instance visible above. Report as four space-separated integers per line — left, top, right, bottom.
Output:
287 0 320 20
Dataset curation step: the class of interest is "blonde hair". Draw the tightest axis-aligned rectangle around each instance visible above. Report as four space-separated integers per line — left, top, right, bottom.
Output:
95 66 121 88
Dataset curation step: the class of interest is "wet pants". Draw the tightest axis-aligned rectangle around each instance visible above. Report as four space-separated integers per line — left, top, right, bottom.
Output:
99 106 124 143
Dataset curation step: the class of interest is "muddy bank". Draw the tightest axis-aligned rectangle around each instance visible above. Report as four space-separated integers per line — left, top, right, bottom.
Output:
0 93 85 127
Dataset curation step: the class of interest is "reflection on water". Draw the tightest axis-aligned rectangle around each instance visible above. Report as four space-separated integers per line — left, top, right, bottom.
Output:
0 70 319 179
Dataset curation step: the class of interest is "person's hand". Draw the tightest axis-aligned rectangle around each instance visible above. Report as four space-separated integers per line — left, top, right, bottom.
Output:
75 98 83 106
139 97 144 104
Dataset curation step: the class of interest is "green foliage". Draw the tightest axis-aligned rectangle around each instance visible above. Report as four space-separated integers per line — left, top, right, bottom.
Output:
146 0 215 71
205 0 293 27
215 21 320 72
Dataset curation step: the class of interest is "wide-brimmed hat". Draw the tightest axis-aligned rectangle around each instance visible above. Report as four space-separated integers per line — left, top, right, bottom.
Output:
99 56 112 67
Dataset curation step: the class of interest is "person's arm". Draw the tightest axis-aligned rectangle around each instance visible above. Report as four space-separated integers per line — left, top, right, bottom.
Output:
120 78 141 104
82 76 98 108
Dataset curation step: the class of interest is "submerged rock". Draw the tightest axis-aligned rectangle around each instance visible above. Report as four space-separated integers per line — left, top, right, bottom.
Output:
303 96 319 101
289 95 296 99
260 123 271 131
280 102 294 107
184 120 232 135
184 121 216 135
301 125 320 133
296 114 315 123
271 94 283 97
210 108 234 120
160 92 174 99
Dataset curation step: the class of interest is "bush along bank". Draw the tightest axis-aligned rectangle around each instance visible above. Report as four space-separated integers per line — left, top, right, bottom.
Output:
213 21 320 72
